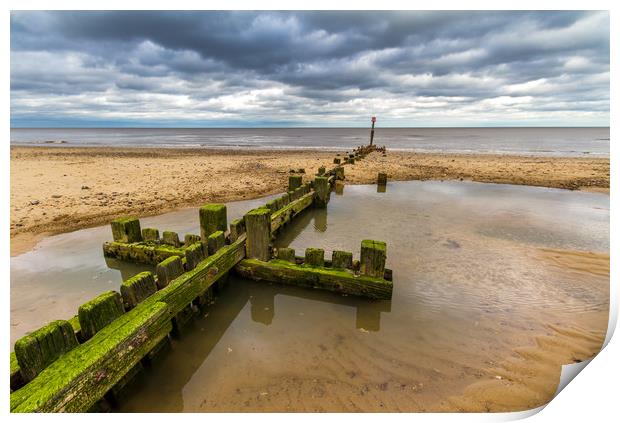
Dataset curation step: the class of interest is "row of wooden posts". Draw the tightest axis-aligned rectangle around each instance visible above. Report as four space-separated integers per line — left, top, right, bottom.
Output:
10 149 391 412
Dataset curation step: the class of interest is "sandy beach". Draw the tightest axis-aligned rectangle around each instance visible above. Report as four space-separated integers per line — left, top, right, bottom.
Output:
10 146 609 255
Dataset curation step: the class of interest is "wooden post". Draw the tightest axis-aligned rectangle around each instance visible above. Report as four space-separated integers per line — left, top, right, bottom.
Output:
245 207 271 261
78 291 125 341
120 271 157 310
207 230 226 255
288 175 302 191
162 231 180 247
111 217 142 243
305 248 325 267
317 166 326 176
229 218 246 242
277 247 296 263
314 176 330 208
332 250 353 269
360 240 387 278
155 256 184 289
335 166 345 180
142 228 160 242
370 116 376 146
199 204 227 241
14 321 79 382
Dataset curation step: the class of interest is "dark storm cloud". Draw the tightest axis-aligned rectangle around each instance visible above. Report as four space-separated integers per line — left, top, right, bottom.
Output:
10 10 609 126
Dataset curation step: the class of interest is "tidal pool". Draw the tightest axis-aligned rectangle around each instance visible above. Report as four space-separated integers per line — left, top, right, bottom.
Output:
10 181 609 412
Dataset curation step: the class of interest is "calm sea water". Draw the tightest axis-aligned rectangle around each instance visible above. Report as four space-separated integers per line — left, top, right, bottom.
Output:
10 127 610 156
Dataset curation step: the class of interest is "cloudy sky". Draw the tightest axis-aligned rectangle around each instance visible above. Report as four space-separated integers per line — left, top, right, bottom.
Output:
10 11 609 127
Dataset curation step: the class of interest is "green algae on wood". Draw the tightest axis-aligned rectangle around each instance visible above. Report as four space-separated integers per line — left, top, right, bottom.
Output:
185 242 205 271
10 301 172 413
332 250 353 269
235 258 393 300
199 204 227 240
360 240 387 278
184 233 201 247
156 255 184 289
245 207 271 261
111 217 142 243
78 291 125 341
103 241 185 265
271 191 314 233
313 176 330 208
305 248 325 267
207 230 226 255
14 320 79 383
120 271 157 310
162 231 180 247
142 235 247 318
277 247 296 263
141 228 160 242
288 175 302 191
229 218 246 242
10 351 24 391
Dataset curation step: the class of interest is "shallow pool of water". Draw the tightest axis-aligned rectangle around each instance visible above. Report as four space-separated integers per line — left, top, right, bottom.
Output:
10 181 609 411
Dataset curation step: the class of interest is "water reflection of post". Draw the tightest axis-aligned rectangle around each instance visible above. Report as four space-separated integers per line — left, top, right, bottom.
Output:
334 181 345 195
313 207 327 232
247 280 391 332
377 184 387 193
116 276 252 412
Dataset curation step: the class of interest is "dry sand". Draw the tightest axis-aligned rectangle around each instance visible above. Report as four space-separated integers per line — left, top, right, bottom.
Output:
10 146 609 255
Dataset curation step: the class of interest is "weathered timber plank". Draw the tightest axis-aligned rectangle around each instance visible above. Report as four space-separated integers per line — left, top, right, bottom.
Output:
141 235 247 316
271 191 314 233
103 241 185 265
10 301 172 413
235 259 393 300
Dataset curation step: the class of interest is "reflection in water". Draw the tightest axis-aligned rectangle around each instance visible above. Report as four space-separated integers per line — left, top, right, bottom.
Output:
334 183 344 195
377 184 387 193
313 208 327 233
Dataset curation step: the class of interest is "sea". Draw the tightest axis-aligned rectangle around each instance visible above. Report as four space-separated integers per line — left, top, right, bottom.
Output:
10 127 609 157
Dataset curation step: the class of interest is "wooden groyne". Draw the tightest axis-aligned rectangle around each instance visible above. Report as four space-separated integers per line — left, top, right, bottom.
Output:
10 147 393 412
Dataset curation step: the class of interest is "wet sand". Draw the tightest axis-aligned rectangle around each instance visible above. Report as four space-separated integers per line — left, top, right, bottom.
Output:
10 146 609 255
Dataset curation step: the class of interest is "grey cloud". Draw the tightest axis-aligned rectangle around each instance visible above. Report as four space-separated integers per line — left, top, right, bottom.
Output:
10 10 609 126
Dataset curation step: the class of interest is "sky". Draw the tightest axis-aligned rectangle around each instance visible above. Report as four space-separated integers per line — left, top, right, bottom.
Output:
10 11 610 128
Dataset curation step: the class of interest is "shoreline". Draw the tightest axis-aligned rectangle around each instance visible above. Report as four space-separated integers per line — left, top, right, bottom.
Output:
10 146 609 256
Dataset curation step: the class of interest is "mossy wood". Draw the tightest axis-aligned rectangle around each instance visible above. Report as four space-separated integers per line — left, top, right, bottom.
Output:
377 172 388 185
103 241 185 265
155 256 184 289
10 301 172 413
271 191 314 233
288 175 302 191
245 208 271 261
184 242 205 271
332 250 353 269
313 177 330 208
229 218 246 242
305 248 325 267
276 247 296 263
111 217 142 243
235 259 393 300
360 240 387 278
14 320 79 382
207 230 226 255
141 228 160 242
184 234 201 246
142 235 247 316
162 231 180 247
78 291 125 341
199 204 227 240
120 271 157 309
